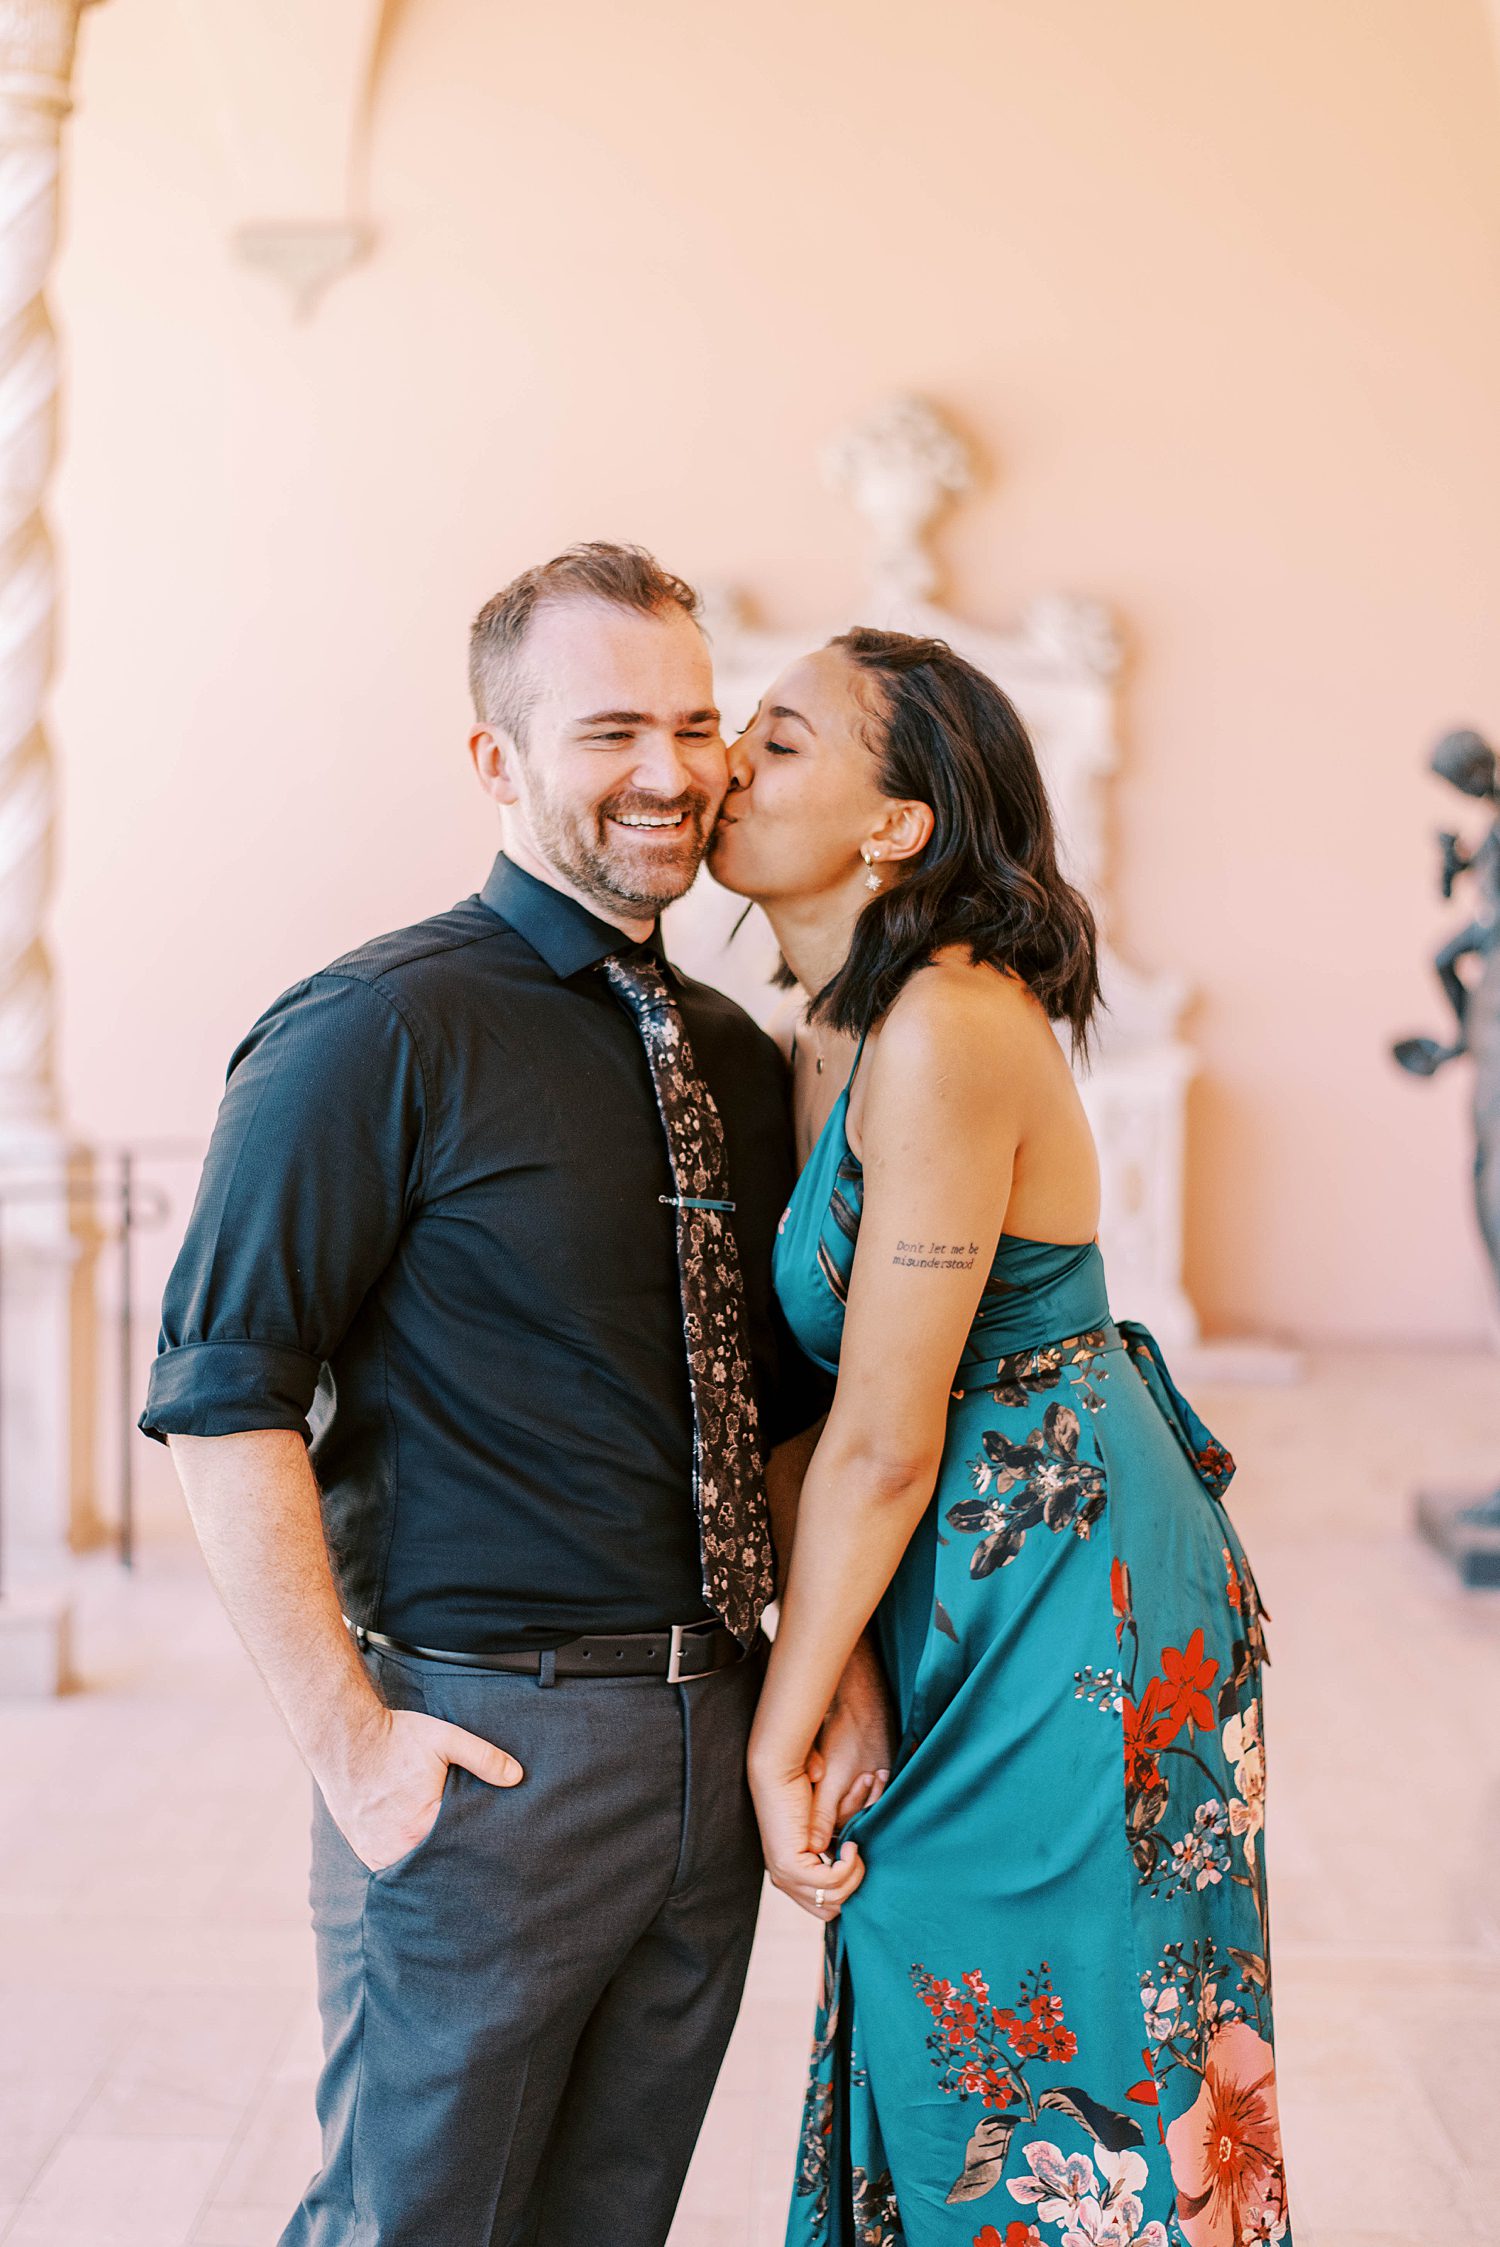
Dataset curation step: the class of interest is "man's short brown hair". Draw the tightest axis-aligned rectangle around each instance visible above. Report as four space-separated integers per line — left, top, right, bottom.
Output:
468 542 702 740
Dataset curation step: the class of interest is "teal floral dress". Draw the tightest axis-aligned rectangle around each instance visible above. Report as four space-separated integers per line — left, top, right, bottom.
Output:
775 1061 1292 2247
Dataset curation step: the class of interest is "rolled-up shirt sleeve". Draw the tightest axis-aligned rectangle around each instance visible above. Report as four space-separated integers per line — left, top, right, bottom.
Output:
140 972 427 1445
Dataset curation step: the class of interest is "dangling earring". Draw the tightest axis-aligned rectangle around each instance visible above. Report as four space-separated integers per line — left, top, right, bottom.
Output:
861 848 883 893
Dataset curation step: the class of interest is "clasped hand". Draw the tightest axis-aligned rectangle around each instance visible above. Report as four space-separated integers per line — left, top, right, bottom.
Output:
749 1644 895 1922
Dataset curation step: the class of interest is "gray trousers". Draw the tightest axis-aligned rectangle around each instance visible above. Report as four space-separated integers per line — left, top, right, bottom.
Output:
280 1639 766 2247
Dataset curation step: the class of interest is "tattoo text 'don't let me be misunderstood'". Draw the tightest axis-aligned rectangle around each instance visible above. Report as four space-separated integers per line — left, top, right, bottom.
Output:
891 1239 982 1271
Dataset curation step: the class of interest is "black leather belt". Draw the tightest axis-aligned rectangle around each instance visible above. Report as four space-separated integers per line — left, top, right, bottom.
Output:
351 1619 745 1683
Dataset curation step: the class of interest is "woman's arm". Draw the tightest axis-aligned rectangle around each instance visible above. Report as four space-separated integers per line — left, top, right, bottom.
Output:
748 966 1023 1917
766 1423 896 1846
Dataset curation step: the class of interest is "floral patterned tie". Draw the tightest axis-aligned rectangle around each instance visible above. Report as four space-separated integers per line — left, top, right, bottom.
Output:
603 951 775 1644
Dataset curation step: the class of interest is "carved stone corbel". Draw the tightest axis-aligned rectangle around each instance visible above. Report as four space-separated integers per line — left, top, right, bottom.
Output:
178 0 389 317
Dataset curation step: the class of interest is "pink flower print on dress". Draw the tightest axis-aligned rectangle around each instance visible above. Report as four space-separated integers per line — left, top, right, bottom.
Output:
1164 2021 1289 2247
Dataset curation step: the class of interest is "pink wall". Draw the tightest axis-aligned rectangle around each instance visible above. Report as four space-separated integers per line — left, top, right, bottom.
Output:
48 0 1500 1344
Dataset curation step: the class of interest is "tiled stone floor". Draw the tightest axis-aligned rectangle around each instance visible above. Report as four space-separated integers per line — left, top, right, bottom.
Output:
2 1348 1499 2244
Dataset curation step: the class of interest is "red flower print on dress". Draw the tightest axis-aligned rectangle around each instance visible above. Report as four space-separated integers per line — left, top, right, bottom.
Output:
911 1961 1144 2207
1121 1676 1174 1788
971 2226 1042 2247
1163 2021 1289 2247
1196 1438 1234 1488
1159 1629 1219 1736
1023 1989 1079 2063
1111 1556 1133 1645
1113 1618 1240 1887
960 2060 1019 2108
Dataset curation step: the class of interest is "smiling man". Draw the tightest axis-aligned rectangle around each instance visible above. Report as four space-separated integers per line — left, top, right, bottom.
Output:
141 545 886 2246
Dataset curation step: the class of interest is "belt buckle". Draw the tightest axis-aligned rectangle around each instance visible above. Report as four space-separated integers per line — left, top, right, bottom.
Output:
666 1623 689 1684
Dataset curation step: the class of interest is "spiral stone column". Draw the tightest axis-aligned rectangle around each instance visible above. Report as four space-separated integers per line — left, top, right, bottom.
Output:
0 1 100 1694
0 3 93 1128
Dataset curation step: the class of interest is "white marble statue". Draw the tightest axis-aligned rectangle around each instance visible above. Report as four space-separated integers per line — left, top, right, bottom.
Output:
668 397 1198 1349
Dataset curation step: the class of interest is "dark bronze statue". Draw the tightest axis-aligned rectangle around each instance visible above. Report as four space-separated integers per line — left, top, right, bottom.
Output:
1394 728 1500 1582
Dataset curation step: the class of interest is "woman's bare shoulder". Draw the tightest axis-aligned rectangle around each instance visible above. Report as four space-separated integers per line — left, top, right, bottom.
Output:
870 951 1048 1076
845 958 1038 1173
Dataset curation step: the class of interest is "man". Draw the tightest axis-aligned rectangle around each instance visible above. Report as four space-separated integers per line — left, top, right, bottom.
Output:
142 543 888 2246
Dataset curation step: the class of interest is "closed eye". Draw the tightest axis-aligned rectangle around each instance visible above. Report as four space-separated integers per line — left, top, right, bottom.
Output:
765 740 797 756
585 727 717 743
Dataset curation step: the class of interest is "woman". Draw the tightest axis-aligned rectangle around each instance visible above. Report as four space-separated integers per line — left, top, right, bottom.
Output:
710 630 1291 2247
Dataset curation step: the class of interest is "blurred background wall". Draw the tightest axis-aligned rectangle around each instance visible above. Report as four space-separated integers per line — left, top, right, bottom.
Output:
46 0 1500 1347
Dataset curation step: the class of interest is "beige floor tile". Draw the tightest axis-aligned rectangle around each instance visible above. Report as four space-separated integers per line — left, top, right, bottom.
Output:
1301 2237 1432 2247
264 2004 321 2088
0 1989 132 2081
190 2218 275 2247
0 2076 104 2204
196 2074 318 2232
0 1918 309 1999
76 1986 301 2141
3 2134 228 2246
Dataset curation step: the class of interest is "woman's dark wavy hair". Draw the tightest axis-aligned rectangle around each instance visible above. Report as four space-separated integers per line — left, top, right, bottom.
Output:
783 627 1102 1052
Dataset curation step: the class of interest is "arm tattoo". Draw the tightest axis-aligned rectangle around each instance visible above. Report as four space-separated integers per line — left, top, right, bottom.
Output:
891 1237 983 1272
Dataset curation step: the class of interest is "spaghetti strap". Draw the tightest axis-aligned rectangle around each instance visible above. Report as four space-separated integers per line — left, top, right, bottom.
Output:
845 1024 872 1096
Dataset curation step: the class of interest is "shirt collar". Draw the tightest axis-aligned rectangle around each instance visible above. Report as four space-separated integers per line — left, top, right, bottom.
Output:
478 852 679 984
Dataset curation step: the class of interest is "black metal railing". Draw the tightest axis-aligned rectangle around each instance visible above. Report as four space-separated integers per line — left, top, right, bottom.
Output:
0 1143 194 1597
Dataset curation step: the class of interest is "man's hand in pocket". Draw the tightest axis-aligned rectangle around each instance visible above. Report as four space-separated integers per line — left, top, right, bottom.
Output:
320 1705 524 1873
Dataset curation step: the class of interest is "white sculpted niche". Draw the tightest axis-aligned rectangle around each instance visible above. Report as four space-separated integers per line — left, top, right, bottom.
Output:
666 397 1199 1351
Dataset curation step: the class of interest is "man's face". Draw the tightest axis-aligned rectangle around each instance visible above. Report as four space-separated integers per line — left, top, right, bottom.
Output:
485 598 728 919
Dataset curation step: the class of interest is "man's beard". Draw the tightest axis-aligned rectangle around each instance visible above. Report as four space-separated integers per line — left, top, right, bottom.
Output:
526 780 716 916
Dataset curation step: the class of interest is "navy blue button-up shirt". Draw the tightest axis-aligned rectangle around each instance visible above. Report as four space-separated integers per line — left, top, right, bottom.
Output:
141 854 824 1651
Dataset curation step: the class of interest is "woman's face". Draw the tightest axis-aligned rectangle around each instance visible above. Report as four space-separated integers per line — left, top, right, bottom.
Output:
708 646 895 903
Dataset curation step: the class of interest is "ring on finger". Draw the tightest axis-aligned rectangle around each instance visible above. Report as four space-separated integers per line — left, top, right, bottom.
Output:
814 1887 825 1908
